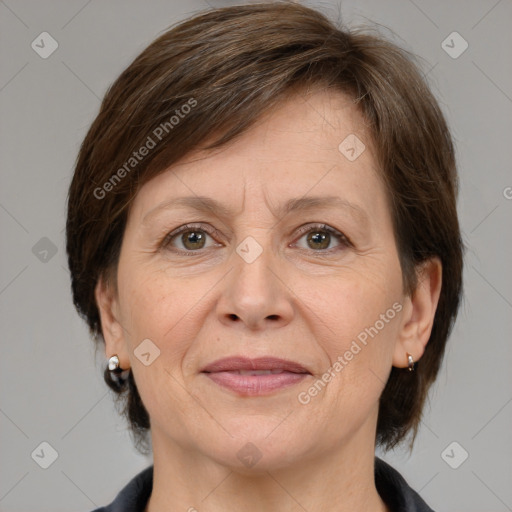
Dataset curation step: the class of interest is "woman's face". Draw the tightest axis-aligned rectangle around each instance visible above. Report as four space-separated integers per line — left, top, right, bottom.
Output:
99 90 420 470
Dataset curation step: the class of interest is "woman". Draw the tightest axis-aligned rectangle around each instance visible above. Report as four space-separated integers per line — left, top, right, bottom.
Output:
66 2 463 511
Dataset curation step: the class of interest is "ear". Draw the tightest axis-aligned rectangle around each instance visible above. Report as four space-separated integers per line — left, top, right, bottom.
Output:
393 257 442 368
95 274 131 370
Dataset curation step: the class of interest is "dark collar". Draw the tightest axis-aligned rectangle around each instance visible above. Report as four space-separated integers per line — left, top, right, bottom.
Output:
374 457 435 512
91 457 434 512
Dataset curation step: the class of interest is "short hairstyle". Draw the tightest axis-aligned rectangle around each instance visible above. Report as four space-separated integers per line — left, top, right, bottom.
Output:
66 1 464 454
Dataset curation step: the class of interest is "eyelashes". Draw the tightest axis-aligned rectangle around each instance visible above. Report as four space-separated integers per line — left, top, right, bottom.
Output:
160 222 352 256
292 223 351 253
160 223 223 254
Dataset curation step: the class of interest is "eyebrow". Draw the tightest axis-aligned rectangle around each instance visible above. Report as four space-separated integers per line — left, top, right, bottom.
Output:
142 195 369 226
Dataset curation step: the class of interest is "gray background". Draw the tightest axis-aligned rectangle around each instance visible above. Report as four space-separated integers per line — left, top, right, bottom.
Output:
1 0 511 510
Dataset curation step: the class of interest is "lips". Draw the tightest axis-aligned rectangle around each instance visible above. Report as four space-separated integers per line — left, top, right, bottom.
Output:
201 356 311 375
201 357 311 396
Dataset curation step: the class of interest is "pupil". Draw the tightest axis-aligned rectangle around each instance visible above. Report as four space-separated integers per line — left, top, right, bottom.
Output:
184 231 204 249
308 231 329 250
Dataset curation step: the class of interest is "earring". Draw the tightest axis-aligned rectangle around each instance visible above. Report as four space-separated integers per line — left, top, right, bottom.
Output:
406 352 415 372
108 354 123 371
107 354 130 385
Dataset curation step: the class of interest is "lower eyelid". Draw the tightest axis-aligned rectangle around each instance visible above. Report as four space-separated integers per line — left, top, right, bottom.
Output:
293 234 348 252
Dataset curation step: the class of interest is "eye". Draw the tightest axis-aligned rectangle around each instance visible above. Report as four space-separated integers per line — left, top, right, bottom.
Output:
160 222 351 256
292 223 351 253
161 223 221 253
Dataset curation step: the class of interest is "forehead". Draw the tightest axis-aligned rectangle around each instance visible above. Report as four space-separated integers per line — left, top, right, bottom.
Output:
130 89 386 222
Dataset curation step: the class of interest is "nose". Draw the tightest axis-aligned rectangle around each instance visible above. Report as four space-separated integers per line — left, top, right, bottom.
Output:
216 239 295 332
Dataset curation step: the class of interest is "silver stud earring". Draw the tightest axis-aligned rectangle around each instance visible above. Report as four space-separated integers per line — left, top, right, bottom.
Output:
108 354 122 371
406 352 415 372
107 354 129 386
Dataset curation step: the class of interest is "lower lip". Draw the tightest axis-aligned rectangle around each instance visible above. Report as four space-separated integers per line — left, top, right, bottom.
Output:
202 371 309 396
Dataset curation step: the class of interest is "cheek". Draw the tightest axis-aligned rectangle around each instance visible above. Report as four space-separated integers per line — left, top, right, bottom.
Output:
308 266 401 331
117 263 186 346
297 261 403 384
291 279 402 445
116 268 199 422
117 262 219 376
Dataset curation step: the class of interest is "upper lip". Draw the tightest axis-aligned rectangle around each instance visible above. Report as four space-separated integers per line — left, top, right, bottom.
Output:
201 356 311 374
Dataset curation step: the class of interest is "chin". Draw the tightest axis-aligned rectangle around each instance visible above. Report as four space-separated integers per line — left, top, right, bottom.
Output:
199 424 309 474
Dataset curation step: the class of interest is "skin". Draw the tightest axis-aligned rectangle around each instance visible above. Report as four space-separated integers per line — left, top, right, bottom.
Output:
96 88 442 512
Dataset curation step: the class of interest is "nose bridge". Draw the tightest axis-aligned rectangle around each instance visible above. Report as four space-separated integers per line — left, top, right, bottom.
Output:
217 230 294 330
235 233 275 295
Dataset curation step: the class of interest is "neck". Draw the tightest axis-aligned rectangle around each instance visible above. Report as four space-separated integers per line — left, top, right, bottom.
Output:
145 427 389 512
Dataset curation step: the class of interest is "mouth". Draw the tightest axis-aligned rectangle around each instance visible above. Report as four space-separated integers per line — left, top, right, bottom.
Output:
201 356 311 396
217 369 291 375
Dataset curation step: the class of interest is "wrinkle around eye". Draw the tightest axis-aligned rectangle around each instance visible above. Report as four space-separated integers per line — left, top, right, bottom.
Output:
141 213 373 259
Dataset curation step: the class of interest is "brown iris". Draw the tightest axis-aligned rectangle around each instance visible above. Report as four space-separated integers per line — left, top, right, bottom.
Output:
181 231 206 250
307 230 330 250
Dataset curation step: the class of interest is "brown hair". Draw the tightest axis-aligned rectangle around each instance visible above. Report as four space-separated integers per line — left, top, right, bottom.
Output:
66 1 463 454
